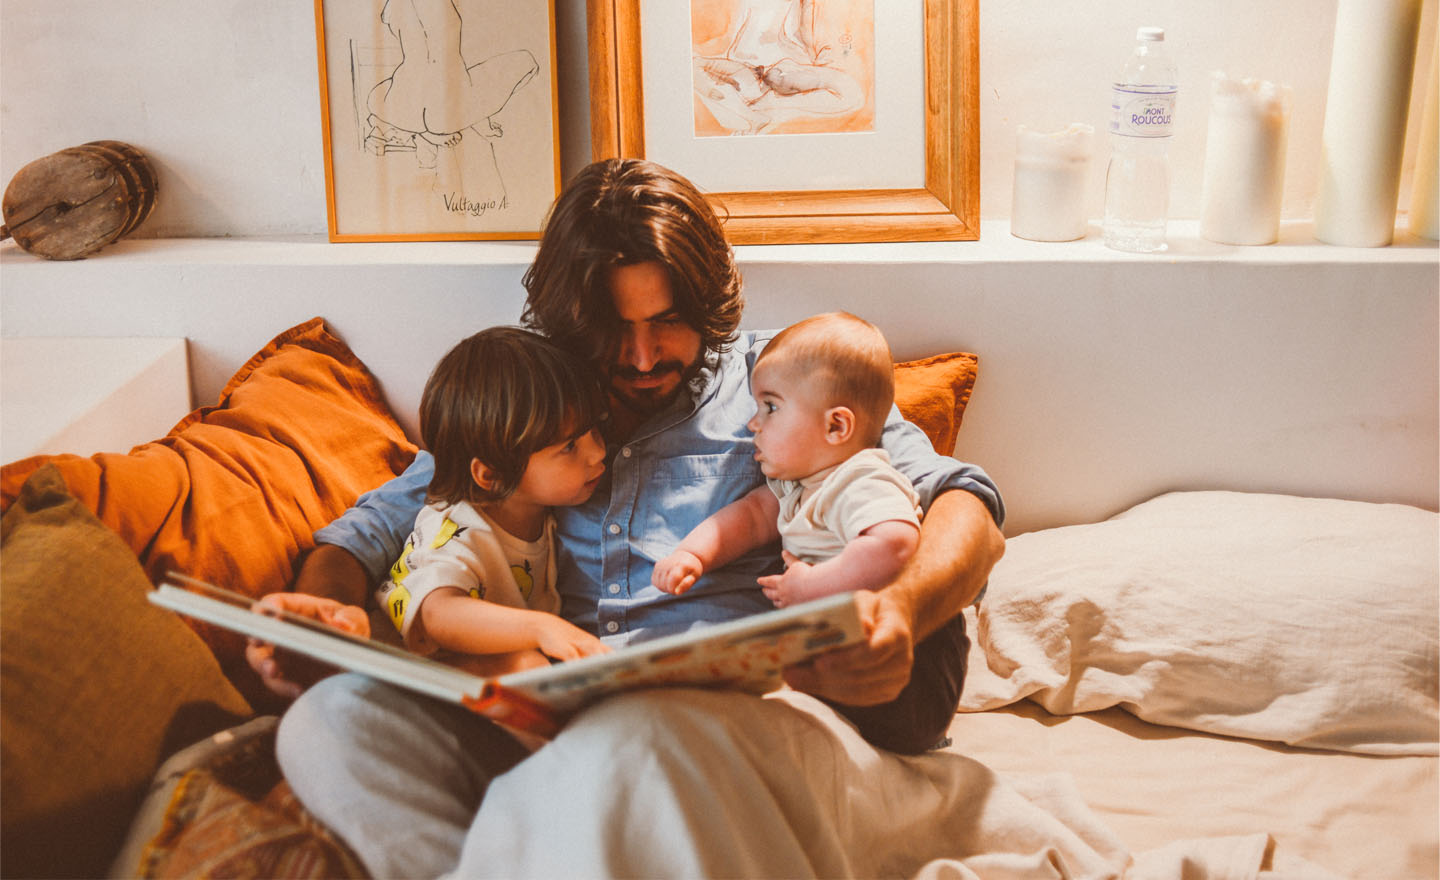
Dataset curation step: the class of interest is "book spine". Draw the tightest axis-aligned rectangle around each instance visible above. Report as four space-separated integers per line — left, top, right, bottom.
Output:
465 683 563 740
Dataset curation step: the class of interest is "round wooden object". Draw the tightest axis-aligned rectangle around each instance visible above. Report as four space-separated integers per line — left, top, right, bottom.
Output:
1 141 157 260
77 141 158 238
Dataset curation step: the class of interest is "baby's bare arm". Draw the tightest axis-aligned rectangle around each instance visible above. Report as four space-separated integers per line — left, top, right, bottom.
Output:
759 519 920 607
652 486 779 594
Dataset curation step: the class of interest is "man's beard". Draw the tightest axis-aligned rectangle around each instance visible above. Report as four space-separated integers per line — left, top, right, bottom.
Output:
608 357 704 415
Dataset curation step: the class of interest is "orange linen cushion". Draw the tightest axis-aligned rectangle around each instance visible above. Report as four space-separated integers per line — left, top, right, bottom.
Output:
893 352 979 455
0 318 418 677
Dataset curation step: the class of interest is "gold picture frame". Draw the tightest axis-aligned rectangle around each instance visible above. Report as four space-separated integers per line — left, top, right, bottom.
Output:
586 0 979 244
314 0 562 241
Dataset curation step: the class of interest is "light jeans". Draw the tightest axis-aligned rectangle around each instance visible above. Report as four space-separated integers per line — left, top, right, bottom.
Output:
275 673 529 879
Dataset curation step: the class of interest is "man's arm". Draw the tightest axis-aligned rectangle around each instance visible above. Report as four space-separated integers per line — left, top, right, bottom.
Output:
783 488 1004 705
292 543 372 605
246 454 434 698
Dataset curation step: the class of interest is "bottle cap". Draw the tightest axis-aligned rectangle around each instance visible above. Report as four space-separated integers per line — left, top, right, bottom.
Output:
1137 27 1165 41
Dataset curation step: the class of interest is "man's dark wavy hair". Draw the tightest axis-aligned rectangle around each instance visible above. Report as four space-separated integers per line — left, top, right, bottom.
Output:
521 158 743 361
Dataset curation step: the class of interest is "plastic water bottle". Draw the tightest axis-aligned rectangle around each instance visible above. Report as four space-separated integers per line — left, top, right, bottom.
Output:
1103 27 1178 253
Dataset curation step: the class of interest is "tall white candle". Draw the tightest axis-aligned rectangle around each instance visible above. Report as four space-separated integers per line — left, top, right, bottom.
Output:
1408 48 1438 240
1201 74 1291 246
1313 0 1423 247
1010 124 1093 242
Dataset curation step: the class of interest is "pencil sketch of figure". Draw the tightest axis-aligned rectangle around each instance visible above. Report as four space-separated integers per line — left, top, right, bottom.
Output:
363 0 538 198
692 0 873 136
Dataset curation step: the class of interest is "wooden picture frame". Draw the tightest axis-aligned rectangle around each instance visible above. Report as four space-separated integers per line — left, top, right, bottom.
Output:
314 0 561 241
587 0 978 244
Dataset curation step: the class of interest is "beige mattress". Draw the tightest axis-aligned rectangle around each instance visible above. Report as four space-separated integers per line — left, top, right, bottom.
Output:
944 703 1439 880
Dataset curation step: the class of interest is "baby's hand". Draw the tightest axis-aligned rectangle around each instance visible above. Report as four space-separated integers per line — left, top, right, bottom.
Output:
535 617 610 662
758 551 817 609
652 550 704 595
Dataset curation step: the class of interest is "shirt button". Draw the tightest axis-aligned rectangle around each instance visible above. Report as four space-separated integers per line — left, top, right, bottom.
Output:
608 523 621 535
605 621 620 633
621 446 633 458
608 583 621 594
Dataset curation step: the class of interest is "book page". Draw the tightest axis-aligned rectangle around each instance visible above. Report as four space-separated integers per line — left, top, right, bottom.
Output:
151 575 864 737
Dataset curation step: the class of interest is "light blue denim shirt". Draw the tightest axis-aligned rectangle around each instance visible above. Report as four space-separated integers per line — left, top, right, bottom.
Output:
315 330 1004 645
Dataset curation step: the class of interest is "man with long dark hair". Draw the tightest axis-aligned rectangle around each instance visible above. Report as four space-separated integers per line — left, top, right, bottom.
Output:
257 158 1005 878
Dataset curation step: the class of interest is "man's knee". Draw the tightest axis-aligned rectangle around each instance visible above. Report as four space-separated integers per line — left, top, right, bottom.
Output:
275 673 380 775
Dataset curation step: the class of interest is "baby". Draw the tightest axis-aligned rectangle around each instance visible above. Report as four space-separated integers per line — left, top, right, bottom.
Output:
652 311 920 608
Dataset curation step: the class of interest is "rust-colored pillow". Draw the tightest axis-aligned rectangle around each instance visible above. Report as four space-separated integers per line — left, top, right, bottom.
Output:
893 352 979 455
0 318 418 679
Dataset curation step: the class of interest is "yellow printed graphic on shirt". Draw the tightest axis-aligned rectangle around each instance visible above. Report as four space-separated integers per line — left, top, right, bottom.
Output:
431 517 460 548
389 537 415 586
381 582 411 633
385 531 420 633
512 560 534 602
382 516 467 635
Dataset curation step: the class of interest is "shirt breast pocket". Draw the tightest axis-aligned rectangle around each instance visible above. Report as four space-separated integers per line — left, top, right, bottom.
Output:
634 452 763 562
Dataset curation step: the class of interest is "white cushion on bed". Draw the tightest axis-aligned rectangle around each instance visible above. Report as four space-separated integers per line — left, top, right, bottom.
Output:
959 491 1439 755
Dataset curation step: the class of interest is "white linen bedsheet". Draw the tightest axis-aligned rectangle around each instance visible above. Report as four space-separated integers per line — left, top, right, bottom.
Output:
944 703 1439 880
457 687 1367 879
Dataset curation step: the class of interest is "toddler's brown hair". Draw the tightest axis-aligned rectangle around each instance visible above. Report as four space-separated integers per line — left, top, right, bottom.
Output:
420 327 607 505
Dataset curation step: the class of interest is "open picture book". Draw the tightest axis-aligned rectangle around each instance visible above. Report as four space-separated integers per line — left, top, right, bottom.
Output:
150 574 866 739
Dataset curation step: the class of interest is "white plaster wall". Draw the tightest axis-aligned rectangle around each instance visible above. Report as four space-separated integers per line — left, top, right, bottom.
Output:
2 227 1434 536
1 2 1436 536
1 1 1434 237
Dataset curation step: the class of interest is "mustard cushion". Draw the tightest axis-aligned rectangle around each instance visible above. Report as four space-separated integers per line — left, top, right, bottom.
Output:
0 465 253 879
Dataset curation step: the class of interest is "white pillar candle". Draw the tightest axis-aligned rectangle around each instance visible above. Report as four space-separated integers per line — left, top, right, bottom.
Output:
1408 48 1438 240
1313 0 1424 247
1200 74 1291 246
1010 124 1094 242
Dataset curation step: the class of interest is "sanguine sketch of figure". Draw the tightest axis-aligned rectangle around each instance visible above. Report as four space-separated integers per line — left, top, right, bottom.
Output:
364 0 538 197
692 0 871 136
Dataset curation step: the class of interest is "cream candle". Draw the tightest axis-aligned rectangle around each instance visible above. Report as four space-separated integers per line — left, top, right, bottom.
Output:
1200 74 1291 246
1313 0 1424 247
1011 124 1094 242
1408 49 1438 240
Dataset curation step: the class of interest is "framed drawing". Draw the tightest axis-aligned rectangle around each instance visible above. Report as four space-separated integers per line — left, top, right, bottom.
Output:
587 0 978 244
314 0 561 241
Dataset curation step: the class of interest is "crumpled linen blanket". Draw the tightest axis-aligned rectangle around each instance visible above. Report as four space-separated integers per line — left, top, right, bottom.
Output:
452 687 1335 879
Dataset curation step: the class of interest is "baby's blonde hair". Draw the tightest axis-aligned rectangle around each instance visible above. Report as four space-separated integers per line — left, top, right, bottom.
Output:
757 312 894 446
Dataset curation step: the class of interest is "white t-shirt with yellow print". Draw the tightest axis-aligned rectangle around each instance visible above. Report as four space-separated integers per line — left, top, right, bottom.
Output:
375 500 560 655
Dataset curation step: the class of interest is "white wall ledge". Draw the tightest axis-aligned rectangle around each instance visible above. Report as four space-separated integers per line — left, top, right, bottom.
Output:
3 220 1434 270
2 220 1434 536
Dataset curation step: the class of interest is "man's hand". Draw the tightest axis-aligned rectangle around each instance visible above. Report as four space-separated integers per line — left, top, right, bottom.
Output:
652 549 705 595
245 592 371 701
782 589 915 706
782 490 1005 708
245 544 373 701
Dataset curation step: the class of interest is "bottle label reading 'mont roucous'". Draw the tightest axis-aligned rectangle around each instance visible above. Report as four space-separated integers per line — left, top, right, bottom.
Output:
1110 85 1177 137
